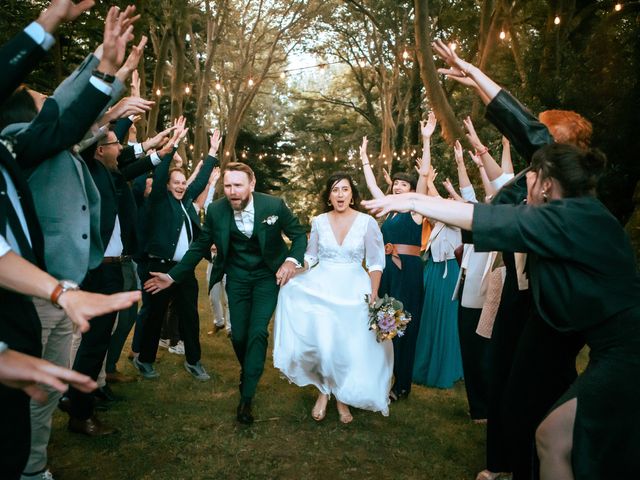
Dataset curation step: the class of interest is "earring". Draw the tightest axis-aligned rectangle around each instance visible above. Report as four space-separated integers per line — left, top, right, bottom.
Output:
349 198 355 205
541 189 549 202
327 201 332 206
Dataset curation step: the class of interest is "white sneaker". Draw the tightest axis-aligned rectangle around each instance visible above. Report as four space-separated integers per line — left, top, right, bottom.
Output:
158 338 170 349
168 341 185 355
20 469 55 480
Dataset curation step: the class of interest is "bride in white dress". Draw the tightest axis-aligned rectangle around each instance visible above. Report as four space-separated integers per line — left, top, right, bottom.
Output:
274 173 393 422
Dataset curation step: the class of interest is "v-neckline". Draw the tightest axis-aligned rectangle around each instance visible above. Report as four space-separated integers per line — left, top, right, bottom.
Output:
326 212 359 247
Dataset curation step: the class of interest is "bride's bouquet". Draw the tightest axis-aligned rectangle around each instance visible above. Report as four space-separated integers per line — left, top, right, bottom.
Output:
365 294 412 343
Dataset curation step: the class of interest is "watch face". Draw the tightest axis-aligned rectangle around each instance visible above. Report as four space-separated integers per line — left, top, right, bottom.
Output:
60 280 79 290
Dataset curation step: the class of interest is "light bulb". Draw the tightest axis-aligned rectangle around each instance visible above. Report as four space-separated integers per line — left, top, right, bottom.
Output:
499 30 506 40
248 78 254 87
614 3 622 11
215 82 221 90
280 71 286 79
155 88 161 96
450 42 457 51
402 50 409 60
554 16 561 25
184 86 190 94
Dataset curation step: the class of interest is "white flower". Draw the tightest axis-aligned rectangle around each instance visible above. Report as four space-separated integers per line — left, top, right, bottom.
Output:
263 215 278 225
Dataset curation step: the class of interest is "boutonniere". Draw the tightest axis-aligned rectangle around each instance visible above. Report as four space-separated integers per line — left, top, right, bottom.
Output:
262 215 278 225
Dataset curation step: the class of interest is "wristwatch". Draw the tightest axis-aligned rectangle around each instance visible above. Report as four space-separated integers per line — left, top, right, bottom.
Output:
0 341 8 355
50 280 80 309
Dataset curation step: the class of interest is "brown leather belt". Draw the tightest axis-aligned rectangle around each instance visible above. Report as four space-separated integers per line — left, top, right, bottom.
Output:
384 243 421 270
102 255 131 264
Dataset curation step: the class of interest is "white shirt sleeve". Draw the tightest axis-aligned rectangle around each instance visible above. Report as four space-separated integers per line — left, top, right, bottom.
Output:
150 151 161 166
133 143 145 158
491 172 515 191
24 22 55 50
303 217 319 268
460 185 478 203
0 235 11 258
89 76 113 96
364 215 385 273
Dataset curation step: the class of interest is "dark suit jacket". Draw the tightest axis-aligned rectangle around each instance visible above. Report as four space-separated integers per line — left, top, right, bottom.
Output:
169 191 308 291
145 153 217 259
0 30 45 105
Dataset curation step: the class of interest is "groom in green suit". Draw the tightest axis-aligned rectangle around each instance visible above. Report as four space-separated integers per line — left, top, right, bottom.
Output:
145 162 307 424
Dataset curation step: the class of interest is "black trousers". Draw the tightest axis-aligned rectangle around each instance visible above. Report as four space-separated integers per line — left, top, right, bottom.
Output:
0 291 41 479
138 259 201 365
69 262 123 419
161 300 181 346
391 308 421 395
458 304 490 420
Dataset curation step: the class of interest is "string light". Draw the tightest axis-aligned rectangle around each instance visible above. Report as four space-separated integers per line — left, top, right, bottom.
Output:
402 50 409 60
184 85 190 94
450 42 457 51
225 151 230 156
614 3 622 11
280 71 286 79
554 16 561 25
215 81 222 90
189 144 194 150
155 88 161 96
499 30 506 40
248 78 255 87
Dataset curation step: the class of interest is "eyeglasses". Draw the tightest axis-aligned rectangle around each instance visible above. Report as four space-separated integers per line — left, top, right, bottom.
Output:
101 141 120 147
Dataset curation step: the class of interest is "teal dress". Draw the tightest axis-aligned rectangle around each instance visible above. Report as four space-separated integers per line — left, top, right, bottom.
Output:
413 224 463 388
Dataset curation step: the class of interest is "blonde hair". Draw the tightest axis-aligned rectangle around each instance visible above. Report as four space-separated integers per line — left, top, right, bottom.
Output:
224 162 255 181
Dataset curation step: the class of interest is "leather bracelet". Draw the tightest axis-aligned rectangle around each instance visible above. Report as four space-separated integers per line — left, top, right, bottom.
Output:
92 69 116 84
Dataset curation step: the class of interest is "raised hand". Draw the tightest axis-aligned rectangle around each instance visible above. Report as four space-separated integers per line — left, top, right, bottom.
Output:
98 6 136 75
382 168 392 187
105 96 154 122
142 125 176 152
0 349 97 403
57 290 141 333
144 272 175 294
420 111 437 139
131 70 141 97
210 166 221 184
462 116 485 152
442 178 464 202
37 0 95 33
359 136 370 166
209 128 222 156
432 39 479 88
453 140 464 166
468 151 484 168
117 35 148 83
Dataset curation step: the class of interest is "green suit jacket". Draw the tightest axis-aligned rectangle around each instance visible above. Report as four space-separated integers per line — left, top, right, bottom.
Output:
168 192 307 291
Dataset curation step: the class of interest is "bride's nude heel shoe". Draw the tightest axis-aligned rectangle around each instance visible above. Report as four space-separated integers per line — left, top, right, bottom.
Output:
336 400 353 424
312 394 328 421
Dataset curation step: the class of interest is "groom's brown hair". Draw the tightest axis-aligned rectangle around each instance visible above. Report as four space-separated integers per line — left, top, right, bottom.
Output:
224 162 255 182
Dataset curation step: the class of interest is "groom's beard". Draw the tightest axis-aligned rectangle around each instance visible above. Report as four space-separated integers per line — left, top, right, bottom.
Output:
228 195 250 211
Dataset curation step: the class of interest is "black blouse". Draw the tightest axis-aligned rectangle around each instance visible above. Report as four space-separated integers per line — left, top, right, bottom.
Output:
472 196 640 331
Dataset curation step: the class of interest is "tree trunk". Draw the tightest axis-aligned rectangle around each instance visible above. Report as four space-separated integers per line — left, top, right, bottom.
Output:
413 0 464 144
146 29 171 137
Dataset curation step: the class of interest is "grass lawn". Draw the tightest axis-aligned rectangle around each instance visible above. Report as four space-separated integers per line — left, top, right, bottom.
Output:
48 262 489 479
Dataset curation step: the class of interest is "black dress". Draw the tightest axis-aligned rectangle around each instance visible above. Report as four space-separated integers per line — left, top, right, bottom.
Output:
472 196 640 479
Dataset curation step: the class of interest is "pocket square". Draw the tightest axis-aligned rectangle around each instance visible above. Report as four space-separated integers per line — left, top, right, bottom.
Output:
263 215 278 225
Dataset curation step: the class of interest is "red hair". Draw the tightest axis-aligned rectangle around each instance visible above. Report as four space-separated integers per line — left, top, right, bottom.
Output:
538 110 592 151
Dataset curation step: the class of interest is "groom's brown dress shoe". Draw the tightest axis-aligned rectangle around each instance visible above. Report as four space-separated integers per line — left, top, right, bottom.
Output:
236 400 254 425
68 415 117 436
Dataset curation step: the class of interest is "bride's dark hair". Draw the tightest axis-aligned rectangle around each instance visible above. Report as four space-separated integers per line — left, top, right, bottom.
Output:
322 172 361 212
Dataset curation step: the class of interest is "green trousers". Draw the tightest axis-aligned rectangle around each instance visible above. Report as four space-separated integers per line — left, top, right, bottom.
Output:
225 270 279 399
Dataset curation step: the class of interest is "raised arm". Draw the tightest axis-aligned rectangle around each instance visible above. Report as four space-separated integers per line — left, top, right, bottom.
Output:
501 136 514 174
359 136 385 199
416 112 437 196
468 151 496 199
463 116 503 181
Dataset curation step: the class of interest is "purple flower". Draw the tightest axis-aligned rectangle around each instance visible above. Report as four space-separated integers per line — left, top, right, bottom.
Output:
378 313 396 332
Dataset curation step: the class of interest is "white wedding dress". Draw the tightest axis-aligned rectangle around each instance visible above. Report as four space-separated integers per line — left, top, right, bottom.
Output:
273 212 394 416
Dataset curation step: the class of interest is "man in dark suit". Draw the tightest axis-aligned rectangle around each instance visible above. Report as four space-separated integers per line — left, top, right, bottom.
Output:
145 161 307 424
133 123 217 381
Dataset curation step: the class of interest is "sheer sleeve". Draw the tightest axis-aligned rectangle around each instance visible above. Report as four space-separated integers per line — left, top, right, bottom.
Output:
304 216 319 268
364 215 385 272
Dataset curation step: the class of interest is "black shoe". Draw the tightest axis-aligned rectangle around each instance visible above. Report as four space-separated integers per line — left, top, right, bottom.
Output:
236 400 254 425
93 385 122 403
68 415 117 436
58 395 71 413
389 389 409 403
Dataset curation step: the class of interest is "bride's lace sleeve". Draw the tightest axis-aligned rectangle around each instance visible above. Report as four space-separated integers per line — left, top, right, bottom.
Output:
304 216 320 268
364 215 385 272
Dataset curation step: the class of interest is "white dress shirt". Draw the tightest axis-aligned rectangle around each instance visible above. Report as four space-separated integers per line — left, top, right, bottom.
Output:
234 196 255 237
103 215 123 257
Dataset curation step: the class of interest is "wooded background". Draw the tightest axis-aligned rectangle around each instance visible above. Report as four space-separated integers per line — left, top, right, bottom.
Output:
3 0 639 258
